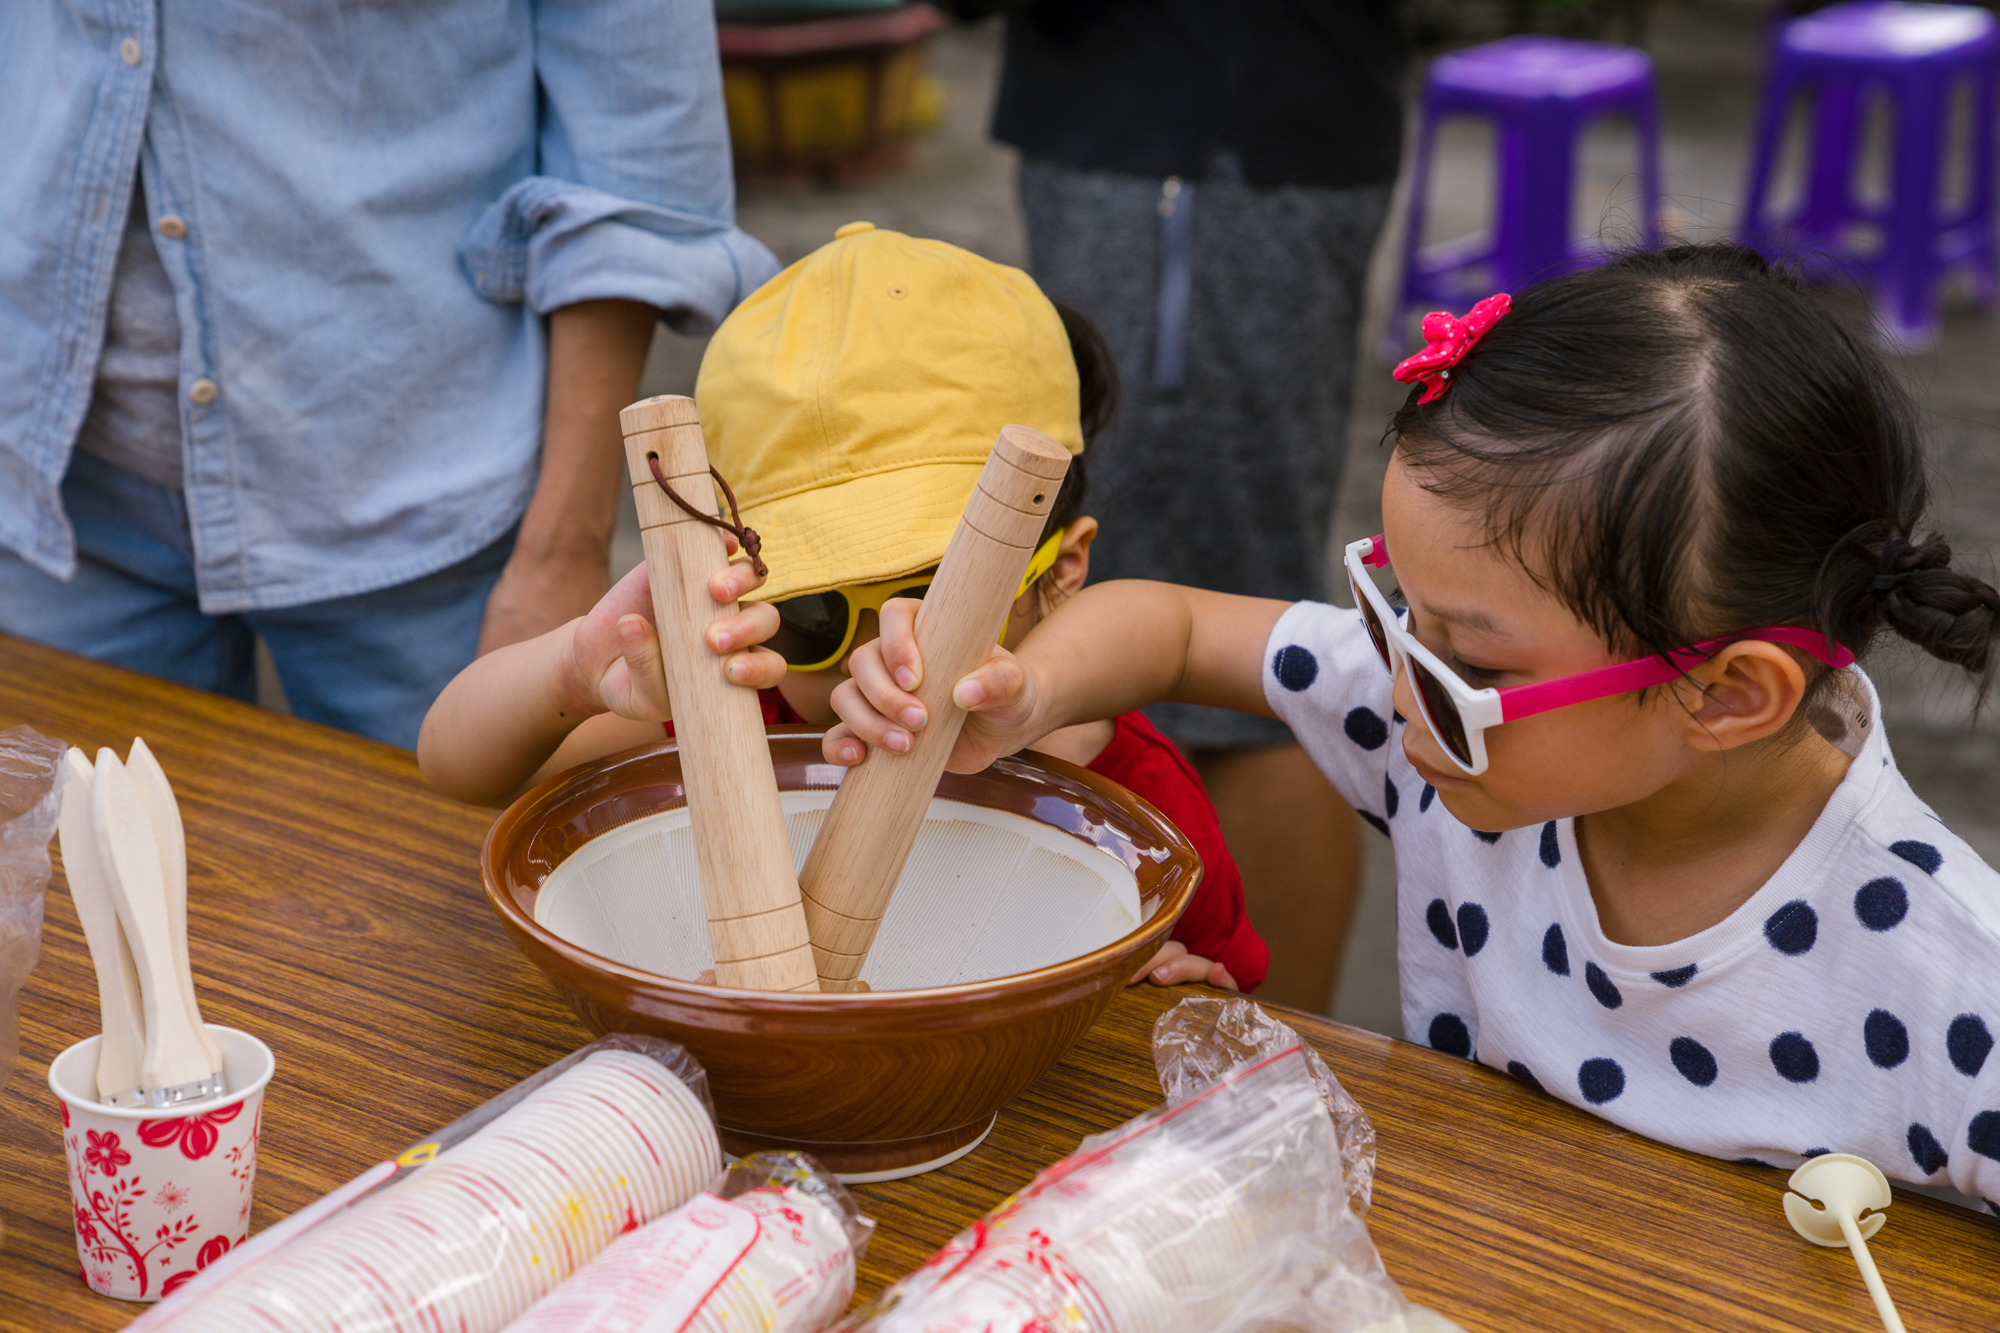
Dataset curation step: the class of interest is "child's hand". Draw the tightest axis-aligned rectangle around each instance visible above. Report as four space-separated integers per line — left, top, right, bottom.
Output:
823 595 1049 770
562 551 786 722
1129 941 1238 991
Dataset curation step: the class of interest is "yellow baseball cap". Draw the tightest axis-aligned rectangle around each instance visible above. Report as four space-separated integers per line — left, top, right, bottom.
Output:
695 221 1084 604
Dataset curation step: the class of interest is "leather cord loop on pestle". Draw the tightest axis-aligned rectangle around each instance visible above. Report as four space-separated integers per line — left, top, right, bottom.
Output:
647 454 768 579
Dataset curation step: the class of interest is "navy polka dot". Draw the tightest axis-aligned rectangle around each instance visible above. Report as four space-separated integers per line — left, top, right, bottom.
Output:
1770 1031 1821 1083
1429 1013 1472 1058
1392 709 1406 724
1472 828 1503 844
1539 822 1561 867
1864 1010 1909 1068
1384 776 1400 819
1584 962 1623 1010
1456 903 1490 957
1671 1037 1718 1087
1854 877 1908 931
1359 810 1389 837
1507 1061 1544 1094
1971 1112 2000 1162
1801 1147 1832 1160
1889 840 1942 875
1344 707 1389 750
1578 1058 1625 1104
1272 645 1318 692
1542 923 1570 976
1948 1014 1993 1077
1762 900 1818 955
1735 1157 1774 1169
1419 782 1436 813
1425 899 1459 950
1986 1198 2000 1218
1651 963 1698 988
1908 1123 1949 1175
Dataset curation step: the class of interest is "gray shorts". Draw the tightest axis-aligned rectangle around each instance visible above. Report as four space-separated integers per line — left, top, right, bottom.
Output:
1019 156 1390 751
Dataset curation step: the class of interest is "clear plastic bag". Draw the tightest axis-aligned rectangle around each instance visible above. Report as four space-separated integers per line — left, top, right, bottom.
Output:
842 998 1462 1333
1152 995 1377 1215
1207 1233 1468 1333
0 725 64 1101
139 1034 720 1332
500 1150 874 1332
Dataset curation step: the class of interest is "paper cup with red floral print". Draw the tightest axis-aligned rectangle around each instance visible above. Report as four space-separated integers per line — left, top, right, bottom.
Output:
48 1026 275 1302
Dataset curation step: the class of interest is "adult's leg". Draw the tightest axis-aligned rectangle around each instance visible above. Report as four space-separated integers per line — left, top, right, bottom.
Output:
1022 158 1392 1010
0 452 255 698
249 527 514 749
1191 744 1364 1013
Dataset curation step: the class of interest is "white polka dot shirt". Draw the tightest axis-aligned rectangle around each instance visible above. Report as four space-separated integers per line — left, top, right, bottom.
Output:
1264 601 2000 1214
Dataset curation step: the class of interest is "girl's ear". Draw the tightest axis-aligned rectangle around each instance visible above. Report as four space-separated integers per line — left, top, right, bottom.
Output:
1049 516 1098 597
1673 641 1810 752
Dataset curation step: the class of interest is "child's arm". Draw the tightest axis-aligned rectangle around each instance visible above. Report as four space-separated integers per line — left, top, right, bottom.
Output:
826 579 1292 771
1132 942 1238 991
418 559 785 806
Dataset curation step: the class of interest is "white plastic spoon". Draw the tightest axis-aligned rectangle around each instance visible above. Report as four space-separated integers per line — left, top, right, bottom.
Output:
125 737 222 1071
1784 1153 1906 1333
91 749 221 1105
57 748 148 1105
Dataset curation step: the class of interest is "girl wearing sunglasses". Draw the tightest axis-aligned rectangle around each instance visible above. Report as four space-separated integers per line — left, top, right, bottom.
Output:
827 244 2000 1211
419 225 1269 994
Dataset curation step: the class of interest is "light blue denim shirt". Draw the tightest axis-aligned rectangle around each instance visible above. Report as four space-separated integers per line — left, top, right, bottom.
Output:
0 2 779 613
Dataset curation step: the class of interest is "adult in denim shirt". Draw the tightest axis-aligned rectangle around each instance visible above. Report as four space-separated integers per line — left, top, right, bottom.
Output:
0 2 778 747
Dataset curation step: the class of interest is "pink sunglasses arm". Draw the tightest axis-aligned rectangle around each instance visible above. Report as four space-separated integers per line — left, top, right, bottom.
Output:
1496 627 1857 723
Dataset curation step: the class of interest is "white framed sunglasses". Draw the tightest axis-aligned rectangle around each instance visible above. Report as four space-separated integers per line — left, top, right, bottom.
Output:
1343 534 1856 776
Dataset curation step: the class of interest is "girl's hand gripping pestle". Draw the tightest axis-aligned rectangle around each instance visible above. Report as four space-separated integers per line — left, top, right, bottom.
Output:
620 395 820 993
798 425 1072 990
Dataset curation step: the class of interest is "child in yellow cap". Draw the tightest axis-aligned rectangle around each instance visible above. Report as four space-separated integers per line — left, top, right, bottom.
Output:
419 224 1267 991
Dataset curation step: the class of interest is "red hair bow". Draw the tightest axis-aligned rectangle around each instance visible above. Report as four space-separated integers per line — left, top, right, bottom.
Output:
1392 293 1512 404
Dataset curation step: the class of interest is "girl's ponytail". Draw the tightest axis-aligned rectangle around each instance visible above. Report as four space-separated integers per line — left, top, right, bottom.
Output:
1821 525 2000 690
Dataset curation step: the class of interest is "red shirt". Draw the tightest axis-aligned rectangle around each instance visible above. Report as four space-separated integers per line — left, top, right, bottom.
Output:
668 693 1268 991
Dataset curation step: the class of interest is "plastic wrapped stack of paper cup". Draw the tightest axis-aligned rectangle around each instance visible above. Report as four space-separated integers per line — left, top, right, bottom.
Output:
500 1151 872 1333
149 1042 721 1332
841 1038 1347 1333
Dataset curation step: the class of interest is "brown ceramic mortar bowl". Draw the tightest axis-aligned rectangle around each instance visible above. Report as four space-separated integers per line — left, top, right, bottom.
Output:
481 729 1199 1180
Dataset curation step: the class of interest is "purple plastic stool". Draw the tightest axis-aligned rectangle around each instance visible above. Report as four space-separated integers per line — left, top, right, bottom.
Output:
1390 35 1661 357
1743 2 1997 346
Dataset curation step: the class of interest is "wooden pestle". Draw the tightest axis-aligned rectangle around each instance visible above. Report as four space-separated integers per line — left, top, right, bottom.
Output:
620 395 819 993
799 425 1073 990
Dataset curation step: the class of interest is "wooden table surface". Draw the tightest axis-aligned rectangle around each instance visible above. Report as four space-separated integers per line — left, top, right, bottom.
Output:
0 633 1994 1331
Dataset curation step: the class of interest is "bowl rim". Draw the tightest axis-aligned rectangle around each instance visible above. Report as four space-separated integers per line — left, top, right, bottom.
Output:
480 726 1202 1008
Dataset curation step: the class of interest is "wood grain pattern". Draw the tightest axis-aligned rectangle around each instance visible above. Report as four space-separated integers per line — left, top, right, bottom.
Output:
799 425 1072 989
0 634 1994 1331
620 394 818 993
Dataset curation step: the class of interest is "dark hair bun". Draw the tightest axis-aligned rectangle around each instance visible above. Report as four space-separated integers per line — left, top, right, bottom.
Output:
1869 533 2000 679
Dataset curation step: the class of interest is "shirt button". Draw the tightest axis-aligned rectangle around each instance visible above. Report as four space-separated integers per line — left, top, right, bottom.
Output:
157 215 187 240
188 379 218 405
120 37 142 66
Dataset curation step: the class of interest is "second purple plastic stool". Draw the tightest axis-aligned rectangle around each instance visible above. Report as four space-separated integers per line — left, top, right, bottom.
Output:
1742 1 1998 347
1391 35 1662 358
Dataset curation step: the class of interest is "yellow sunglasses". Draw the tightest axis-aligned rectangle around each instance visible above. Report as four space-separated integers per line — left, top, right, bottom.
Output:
768 529 1066 671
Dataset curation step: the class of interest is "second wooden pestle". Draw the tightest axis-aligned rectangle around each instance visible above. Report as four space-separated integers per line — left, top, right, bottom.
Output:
798 425 1073 990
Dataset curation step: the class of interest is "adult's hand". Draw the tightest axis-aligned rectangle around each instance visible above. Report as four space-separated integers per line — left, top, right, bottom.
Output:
477 539 610 655
478 297 658 654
